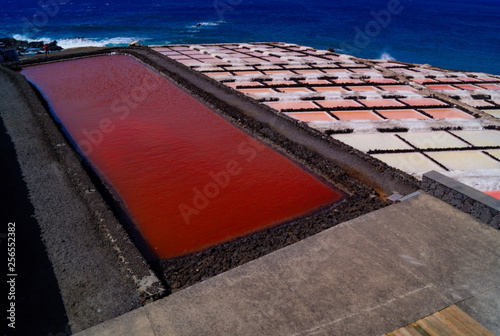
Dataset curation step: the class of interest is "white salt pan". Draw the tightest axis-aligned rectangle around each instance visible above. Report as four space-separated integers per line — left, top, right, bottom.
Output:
332 133 413 152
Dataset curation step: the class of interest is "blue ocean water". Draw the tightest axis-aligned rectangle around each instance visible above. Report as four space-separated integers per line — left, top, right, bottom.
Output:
1 0 499 74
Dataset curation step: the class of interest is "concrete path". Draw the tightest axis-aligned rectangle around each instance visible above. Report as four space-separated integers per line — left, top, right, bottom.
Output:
76 192 500 336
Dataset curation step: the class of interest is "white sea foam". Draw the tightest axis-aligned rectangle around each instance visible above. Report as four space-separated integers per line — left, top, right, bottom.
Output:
187 21 224 29
60 37 141 48
13 34 53 43
378 52 396 61
12 35 146 49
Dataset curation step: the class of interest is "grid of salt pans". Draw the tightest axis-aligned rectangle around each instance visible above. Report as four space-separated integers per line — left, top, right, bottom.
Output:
152 43 477 124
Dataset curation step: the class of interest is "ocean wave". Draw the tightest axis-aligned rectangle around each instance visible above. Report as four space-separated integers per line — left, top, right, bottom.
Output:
59 37 147 48
13 34 53 43
187 21 225 29
12 34 145 48
378 52 396 61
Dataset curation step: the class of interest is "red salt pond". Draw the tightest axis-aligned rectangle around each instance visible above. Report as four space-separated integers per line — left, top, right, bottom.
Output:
485 191 500 200
22 55 343 259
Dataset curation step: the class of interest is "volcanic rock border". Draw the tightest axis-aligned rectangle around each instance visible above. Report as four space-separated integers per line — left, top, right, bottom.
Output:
4 46 420 297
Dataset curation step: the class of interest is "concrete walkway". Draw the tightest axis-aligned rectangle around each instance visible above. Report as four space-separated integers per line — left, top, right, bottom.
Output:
76 192 500 336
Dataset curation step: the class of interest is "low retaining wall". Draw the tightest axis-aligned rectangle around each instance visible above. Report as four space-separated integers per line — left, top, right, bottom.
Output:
422 171 500 228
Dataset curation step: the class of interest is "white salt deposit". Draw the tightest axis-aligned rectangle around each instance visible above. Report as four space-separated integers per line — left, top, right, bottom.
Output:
427 151 500 171
441 169 500 191
372 152 446 174
399 131 470 149
451 130 500 147
332 133 413 152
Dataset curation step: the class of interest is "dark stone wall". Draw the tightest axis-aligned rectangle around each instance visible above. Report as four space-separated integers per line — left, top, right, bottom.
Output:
422 171 500 228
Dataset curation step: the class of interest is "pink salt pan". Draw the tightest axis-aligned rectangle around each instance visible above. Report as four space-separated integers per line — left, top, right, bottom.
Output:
225 82 264 88
351 68 379 73
457 77 482 82
316 64 339 68
194 58 224 63
436 78 461 83
426 85 458 91
157 51 180 55
347 86 381 91
182 50 204 55
284 65 310 69
239 88 277 94
332 111 382 121
285 112 336 122
341 63 367 68
379 85 417 92
421 108 473 119
195 54 220 59
169 55 191 60
312 87 347 93
323 69 352 74
294 70 324 75
317 100 363 109
478 84 500 90
265 101 318 111
376 109 428 120
171 47 191 50
205 72 233 77
152 47 176 52
455 84 482 91
400 98 447 107
361 99 405 108
300 80 331 85
176 60 205 66
412 78 437 84
264 70 294 75
262 57 283 62
241 58 264 63
481 77 500 82
304 56 327 62
234 71 264 75
277 87 312 93
325 56 342 61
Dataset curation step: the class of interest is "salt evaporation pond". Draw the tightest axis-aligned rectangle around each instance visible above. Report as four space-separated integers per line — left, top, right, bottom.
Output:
22 54 343 259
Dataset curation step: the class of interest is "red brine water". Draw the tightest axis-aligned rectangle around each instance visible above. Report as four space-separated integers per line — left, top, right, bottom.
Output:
22 55 344 258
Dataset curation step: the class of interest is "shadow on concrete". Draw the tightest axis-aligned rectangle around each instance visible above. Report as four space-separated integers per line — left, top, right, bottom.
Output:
0 117 71 336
